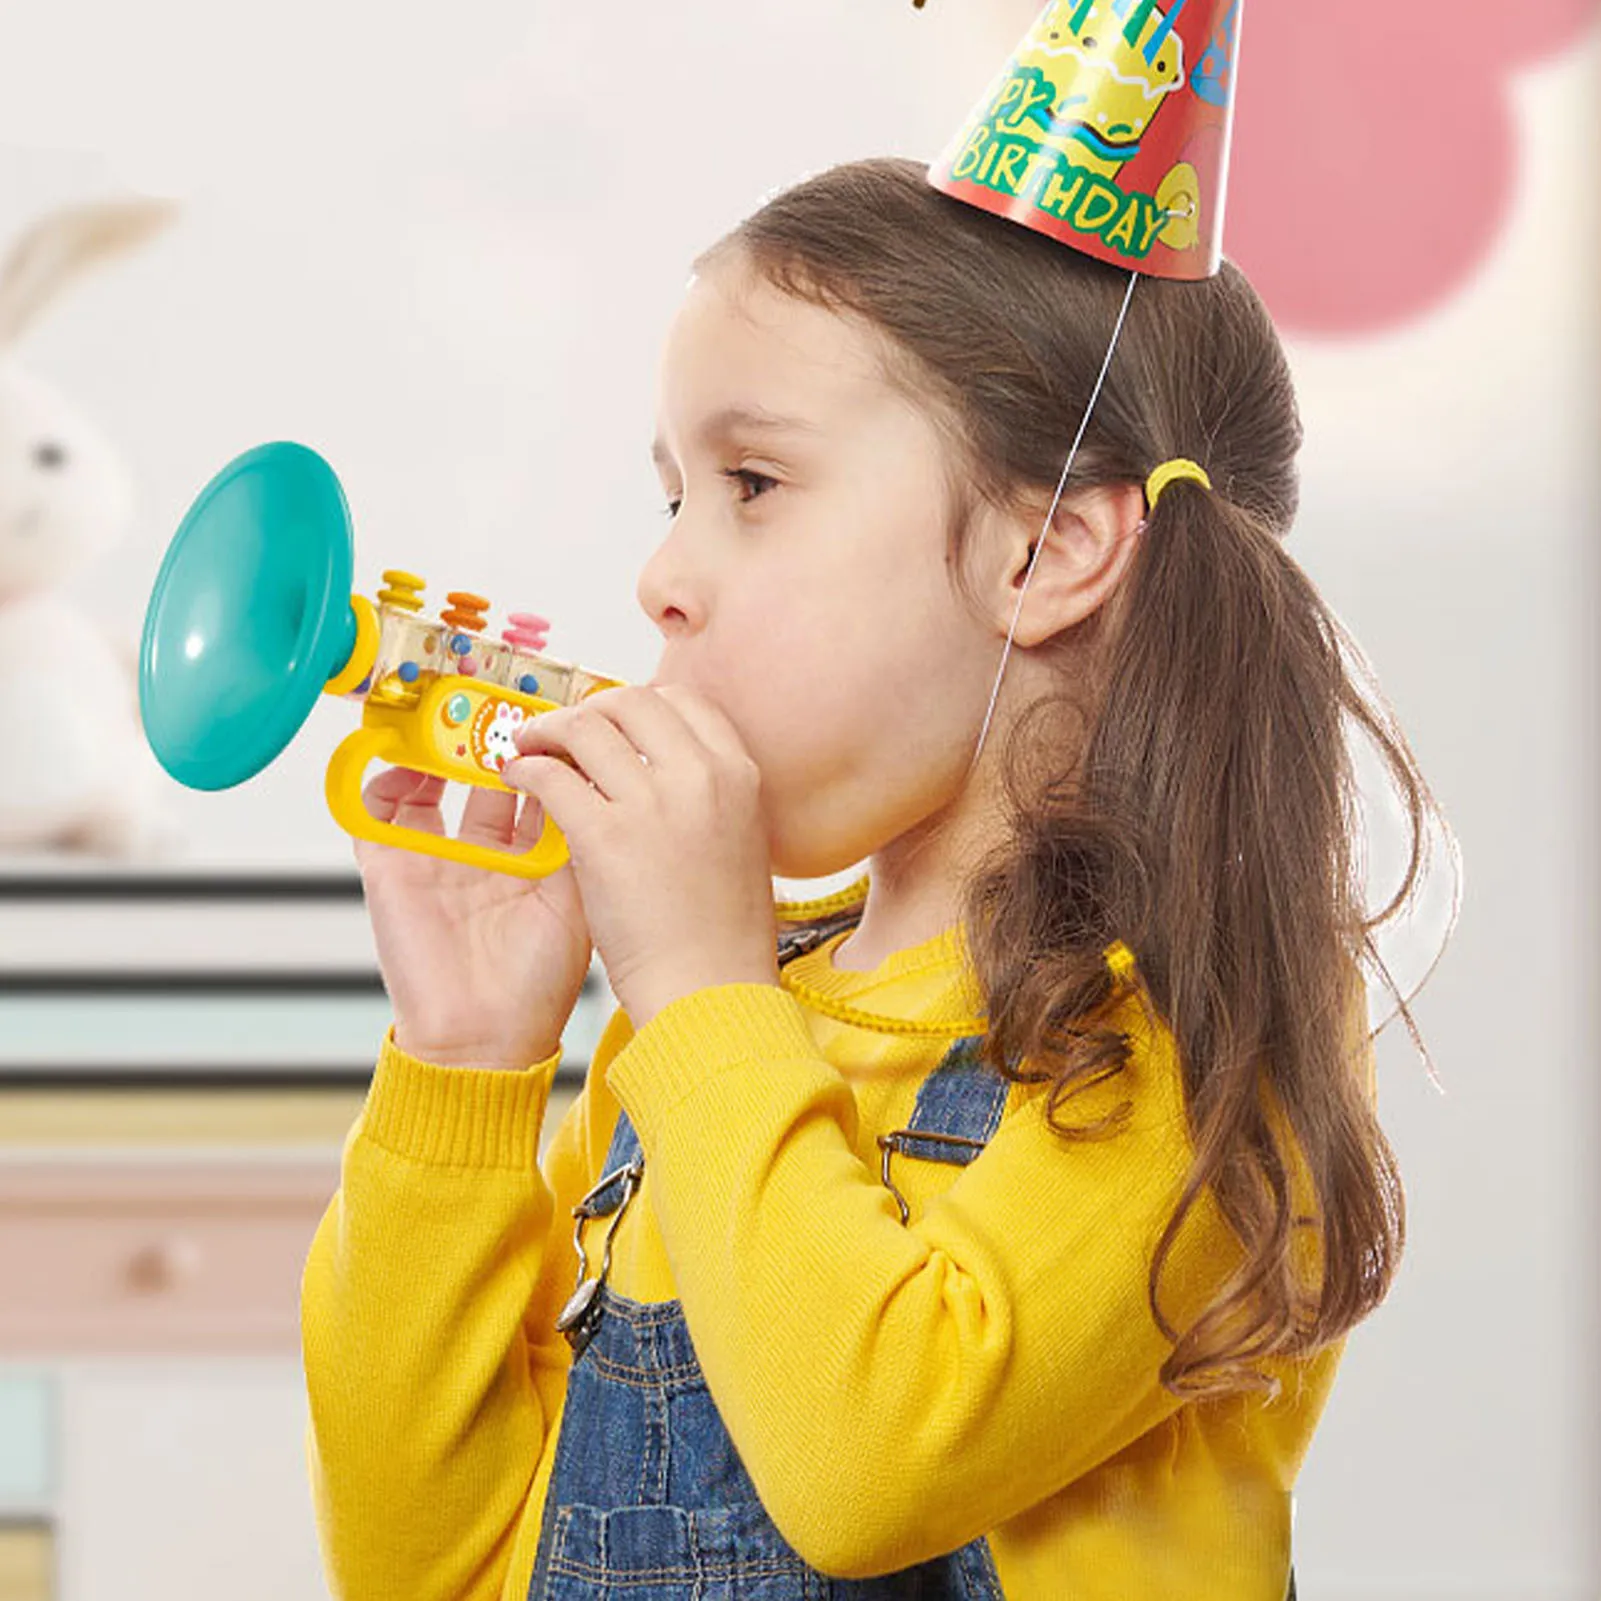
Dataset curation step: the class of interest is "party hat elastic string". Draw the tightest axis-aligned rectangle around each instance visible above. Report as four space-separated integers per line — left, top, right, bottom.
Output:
969 267 1140 774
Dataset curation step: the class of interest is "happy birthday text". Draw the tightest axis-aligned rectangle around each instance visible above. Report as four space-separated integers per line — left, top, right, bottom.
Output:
950 68 1170 259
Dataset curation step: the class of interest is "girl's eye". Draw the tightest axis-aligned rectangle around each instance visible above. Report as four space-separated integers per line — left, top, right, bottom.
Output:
662 468 778 519
725 467 777 504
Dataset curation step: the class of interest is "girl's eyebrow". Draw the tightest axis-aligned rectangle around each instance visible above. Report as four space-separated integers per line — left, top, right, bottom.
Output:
650 404 822 468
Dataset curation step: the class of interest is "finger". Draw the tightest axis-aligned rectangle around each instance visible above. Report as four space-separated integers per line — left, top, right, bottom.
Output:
392 788 448 837
363 765 434 805
650 683 757 767
564 685 709 774
501 754 605 852
513 702 652 804
510 791 548 854
362 767 446 824
459 782 519 848
382 770 449 839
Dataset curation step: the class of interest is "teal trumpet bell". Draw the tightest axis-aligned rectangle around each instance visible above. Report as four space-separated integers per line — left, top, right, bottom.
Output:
139 441 359 790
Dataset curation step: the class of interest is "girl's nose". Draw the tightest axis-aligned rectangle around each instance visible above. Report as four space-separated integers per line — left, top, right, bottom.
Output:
636 533 700 636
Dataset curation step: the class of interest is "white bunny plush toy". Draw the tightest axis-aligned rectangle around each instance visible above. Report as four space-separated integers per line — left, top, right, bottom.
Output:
0 198 182 858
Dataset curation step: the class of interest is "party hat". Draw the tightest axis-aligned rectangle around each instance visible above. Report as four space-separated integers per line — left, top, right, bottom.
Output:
929 0 1241 279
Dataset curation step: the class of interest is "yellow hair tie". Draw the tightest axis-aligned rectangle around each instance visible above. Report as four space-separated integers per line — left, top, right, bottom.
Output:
1145 458 1212 507
1104 940 1137 983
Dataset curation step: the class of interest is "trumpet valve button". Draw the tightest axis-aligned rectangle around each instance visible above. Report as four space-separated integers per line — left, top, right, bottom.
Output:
503 612 551 652
441 592 490 633
378 570 426 611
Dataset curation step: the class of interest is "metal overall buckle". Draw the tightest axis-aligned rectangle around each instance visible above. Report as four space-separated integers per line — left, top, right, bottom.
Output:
775 907 863 968
874 1130 987 1225
555 1157 645 1360
775 923 832 964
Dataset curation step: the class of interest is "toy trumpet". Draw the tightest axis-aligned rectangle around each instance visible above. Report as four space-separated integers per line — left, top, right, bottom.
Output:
138 441 621 877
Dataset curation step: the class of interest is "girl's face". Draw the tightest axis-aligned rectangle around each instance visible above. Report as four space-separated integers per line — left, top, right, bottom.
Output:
641 252 1007 880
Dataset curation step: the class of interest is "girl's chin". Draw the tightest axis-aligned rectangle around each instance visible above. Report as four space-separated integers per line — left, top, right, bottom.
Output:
767 827 872 887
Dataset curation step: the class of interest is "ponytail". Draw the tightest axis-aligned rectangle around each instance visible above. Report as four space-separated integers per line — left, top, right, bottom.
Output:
966 474 1415 1397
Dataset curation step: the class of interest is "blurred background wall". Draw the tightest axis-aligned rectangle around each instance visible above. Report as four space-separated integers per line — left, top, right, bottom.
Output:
0 3 1595 1598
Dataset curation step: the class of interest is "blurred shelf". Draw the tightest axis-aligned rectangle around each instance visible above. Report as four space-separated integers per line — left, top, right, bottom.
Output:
0 1373 54 1508
0 1089 370 1147
0 873 374 981
0 1081 580 1151
0 979 608 1088
0 870 363 900
0 1158 340 1355
0 992 401 1083
0 1521 52 1601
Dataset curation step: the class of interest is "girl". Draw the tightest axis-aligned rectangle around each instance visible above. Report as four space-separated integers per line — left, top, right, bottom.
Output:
302 157 1441 1600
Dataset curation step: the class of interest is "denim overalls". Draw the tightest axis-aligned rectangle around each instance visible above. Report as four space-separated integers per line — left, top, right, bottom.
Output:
528 923 1009 1600
527 929 1300 1600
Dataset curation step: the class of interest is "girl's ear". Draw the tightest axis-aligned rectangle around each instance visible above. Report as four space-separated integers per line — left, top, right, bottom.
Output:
0 197 180 350
993 480 1145 649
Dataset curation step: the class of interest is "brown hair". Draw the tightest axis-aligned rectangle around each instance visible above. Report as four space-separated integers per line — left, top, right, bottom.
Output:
707 157 1452 1401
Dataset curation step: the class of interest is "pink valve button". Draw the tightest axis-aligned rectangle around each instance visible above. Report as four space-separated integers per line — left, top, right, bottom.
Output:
503 612 550 652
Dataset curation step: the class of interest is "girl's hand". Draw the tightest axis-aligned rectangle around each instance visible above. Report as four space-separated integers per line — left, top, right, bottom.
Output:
502 685 779 1029
355 768 594 1070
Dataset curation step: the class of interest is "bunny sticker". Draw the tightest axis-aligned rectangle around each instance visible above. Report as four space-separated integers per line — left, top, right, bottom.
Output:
474 699 527 775
0 197 181 857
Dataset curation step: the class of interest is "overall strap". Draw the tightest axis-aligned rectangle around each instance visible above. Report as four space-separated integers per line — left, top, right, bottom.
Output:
593 1033 1009 1228
897 1034 1010 1157
589 938 1010 1220
586 915 862 1212
588 1113 644 1217
875 1034 1009 1225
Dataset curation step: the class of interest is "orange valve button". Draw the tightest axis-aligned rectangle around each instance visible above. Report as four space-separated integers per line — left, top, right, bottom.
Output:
441 591 490 632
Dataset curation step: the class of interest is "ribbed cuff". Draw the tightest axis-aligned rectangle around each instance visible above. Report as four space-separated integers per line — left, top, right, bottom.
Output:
359 1026 564 1170
604 983 825 1138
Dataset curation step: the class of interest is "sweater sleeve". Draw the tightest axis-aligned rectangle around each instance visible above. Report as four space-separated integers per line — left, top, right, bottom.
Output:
300 1025 602 1601
604 981 1243 1581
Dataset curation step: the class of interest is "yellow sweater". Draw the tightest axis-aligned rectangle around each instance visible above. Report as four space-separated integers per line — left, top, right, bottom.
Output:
302 924 1351 1600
